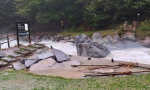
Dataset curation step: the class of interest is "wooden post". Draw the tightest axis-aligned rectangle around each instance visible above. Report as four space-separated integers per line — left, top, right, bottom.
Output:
28 23 31 45
0 39 1 50
7 34 10 48
16 22 20 47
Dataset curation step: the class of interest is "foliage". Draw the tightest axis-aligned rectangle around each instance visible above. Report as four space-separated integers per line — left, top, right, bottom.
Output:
117 25 124 37
15 0 84 26
61 29 117 37
77 26 85 32
0 0 15 24
135 20 150 37
1 0 150 31
83 0 150 29
64 27 76 32
7 55 13 58
138 20 150 31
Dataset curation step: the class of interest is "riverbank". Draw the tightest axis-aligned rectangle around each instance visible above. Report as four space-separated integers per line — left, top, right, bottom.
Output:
0 70 150 90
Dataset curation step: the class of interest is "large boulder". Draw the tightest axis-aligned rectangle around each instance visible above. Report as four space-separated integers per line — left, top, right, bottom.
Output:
25 56 39 68
74 34 110 58
1 57 15 62
30 58 56 71
52 49 70 63
12 62 26 70
67 39 74 43
121 34 136 41
103 35 113 44
37 52 54 60
113 35 120 43
92 33 118 45
92 33 102 43
64 37 70 41
46 60 80 70
140 37 150 47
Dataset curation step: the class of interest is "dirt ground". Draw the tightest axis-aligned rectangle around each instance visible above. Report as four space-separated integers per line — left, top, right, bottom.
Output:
29 56 150 79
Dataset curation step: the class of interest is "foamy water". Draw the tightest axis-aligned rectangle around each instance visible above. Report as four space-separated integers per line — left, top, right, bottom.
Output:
39 40 77 55
105 48 150 65
1 40 35 49
1 40 150 64
1 40 77 55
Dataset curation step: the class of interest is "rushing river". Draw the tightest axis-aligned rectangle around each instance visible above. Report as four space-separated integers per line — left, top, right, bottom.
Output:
1 39 150 65
105 48 150 65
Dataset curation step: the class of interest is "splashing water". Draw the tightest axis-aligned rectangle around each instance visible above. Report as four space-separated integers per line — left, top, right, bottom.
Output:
105 48 150 65
1 40 77 55
39 40 77 55
0 40 33 49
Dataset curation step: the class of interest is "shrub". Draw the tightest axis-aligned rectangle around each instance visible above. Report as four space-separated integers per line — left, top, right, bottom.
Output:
138 20 150 31
64 27 76 32
76 27 85 32
135 20 150 37
117 25 124 37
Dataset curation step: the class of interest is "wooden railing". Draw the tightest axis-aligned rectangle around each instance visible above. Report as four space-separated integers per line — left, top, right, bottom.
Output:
0 34 17 49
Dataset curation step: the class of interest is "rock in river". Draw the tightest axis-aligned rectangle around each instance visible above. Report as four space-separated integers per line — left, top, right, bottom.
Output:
74 34 110 58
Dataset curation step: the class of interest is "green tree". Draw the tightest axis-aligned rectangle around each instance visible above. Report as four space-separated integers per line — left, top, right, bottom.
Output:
15 0 84 26
0 0 15 24
83 0 150 29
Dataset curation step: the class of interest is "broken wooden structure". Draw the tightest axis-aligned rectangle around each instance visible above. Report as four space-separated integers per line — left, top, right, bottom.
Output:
72 62 150 77
0 34 17 49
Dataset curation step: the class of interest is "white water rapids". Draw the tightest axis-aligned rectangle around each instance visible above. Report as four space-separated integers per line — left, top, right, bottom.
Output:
105 48 150 64
1 40 150 65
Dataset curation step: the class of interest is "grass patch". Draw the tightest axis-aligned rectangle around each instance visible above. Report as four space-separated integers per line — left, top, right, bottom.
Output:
0 71 150 90
7 55 13 58
20 48 25 51
0 59 4 62
14 51 20 54
60 30 117 37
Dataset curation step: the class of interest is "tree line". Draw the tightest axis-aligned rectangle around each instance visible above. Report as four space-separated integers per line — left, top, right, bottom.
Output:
1 0 150 31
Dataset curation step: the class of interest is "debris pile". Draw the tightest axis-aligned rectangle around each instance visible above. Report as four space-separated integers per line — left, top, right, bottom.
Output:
0 43 79 71
72 62 150 78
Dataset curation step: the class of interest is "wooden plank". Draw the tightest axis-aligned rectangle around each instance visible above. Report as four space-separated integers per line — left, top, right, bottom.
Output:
71 65 121 67
83 70 150 77
72 64 150 70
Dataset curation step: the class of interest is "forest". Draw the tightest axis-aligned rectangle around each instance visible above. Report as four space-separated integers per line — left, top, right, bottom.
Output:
1 0 150 32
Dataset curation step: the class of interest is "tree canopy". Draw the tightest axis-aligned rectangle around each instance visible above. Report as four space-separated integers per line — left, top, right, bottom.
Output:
0 0 15 24
0 0 150 30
